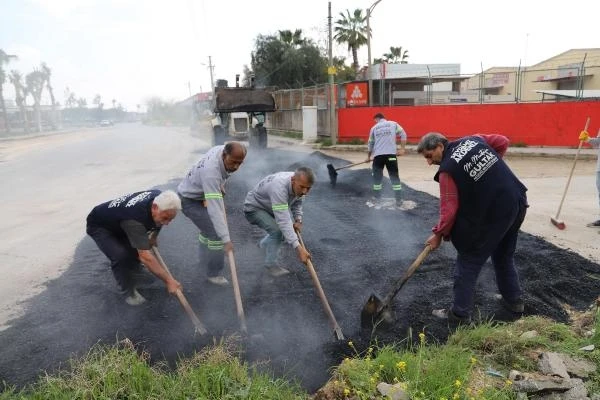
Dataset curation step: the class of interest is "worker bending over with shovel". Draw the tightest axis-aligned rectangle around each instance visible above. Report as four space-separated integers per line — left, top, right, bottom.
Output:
417 132 528 323
86 190 182 305
243 167 313 277
177 142 247 286
366 113 407 207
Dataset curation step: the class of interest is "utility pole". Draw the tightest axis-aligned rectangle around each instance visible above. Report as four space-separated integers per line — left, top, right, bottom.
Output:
367 0 383 107
208 56 215 91
328 1 337 145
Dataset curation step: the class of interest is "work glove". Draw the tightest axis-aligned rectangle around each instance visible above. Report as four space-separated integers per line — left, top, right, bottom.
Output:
579 130 590 141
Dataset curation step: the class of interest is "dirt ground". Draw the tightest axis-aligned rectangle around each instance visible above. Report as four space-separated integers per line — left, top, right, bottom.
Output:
1 142 600 393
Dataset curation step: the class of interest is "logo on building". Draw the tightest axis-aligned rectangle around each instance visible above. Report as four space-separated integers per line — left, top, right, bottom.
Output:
346 82 368 107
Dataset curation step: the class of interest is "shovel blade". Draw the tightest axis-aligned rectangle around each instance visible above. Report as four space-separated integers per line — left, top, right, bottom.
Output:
360 293 384 328
327 164 338 187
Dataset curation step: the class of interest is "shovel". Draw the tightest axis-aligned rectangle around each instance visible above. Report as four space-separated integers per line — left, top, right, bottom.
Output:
327 160 370 187
152 246 208 336
360 244 432 329
296 230 345 340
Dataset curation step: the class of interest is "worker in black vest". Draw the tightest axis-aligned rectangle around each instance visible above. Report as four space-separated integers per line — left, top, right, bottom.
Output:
417 132 528 322
86 190 182 305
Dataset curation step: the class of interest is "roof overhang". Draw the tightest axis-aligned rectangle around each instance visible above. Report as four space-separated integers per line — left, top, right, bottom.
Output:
533 73 593 82
534 89 600 99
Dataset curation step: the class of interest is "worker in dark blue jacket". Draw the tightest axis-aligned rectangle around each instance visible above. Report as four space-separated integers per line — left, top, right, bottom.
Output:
417 132 528 322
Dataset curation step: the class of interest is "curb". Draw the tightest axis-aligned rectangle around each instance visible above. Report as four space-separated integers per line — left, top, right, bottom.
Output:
267 135 598 160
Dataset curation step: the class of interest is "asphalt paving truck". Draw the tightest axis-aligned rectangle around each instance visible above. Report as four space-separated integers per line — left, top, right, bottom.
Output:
210 75 276 149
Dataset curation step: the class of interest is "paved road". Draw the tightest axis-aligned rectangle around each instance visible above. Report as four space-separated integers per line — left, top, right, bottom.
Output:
0 123 209 330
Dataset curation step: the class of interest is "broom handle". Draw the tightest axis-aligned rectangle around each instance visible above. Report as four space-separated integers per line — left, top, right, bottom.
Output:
555 117 590 219
335 160 370 171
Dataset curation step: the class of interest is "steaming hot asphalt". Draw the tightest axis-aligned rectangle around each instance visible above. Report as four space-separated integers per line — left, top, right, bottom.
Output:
1 148 599 392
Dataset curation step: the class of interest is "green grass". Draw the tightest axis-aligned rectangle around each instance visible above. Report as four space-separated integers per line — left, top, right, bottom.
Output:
2 338 306 400
3 313 600 399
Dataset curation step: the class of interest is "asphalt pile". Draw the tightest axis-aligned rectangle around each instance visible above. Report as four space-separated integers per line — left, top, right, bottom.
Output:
1 149 599 392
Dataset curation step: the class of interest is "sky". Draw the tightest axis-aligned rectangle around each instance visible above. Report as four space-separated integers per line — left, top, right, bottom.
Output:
1 0 599 111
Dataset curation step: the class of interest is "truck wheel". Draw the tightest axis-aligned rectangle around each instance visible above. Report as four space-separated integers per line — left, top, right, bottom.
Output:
213 126 227 145
258 126 268 149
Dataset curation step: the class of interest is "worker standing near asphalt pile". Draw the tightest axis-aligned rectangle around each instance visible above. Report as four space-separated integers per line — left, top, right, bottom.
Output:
86 190 182 305
417 132 528 322
366 113 407 207
243 167 313 277
177 142 247 286
579 129 600 228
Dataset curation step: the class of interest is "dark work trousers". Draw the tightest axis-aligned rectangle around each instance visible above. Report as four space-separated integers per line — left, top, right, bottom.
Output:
87 225 139 293
372 154 402 200
179 195 225 277
451 195 528 318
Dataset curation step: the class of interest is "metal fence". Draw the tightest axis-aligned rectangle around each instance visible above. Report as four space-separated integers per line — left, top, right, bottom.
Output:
268 84 333 135
266 64 600 135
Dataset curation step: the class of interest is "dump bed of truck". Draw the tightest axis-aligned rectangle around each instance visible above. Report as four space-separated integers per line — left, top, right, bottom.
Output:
213 87 276 113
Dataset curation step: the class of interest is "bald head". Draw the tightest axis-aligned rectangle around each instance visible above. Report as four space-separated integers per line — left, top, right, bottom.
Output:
223 141 246 172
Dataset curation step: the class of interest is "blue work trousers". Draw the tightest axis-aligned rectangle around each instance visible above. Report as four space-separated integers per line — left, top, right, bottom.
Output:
451 195 528 318
244 209 283 267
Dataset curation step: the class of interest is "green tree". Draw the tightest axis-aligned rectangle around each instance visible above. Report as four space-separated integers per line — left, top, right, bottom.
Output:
8 70 29 132
278 29 305 47
0 49 18 133
334 9 368 72
25 68 45 132
332 56 357 82
248 33 327 89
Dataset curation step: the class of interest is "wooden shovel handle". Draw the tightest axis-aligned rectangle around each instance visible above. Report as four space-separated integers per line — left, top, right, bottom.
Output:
226 250 248 334
379 244 432 310
152 246 207 335
296 231 345 340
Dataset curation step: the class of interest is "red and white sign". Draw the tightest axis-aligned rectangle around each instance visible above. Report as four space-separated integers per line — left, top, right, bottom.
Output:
346 82 369 107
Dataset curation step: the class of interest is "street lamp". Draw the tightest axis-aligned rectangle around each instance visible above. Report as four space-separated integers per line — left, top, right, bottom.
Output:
367 0 383 107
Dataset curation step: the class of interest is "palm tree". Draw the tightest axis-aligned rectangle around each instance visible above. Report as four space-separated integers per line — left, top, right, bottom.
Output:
382 46 409 64
0 49 18 133
8 70 29 132
334 9 368 72
40 63 57 129
25 68 45 133
278 29 304 47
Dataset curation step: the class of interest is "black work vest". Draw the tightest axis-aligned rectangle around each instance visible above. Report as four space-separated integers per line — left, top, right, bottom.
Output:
436 136 527 230
86 190 160 235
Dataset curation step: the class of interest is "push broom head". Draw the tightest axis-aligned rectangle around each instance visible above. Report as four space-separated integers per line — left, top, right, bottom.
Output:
327 164 338 187
551 216 566 230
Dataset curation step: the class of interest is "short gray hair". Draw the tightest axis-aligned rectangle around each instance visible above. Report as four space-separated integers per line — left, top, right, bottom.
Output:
153 190 182 211
295 166 315 184
417 132 448 154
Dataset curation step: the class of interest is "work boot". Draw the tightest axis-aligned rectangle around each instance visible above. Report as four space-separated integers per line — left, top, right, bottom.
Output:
265 265 290 277
586 219 600 228
432 308 470 323
207 276 229 286
494 294 524 313
124 288 147 306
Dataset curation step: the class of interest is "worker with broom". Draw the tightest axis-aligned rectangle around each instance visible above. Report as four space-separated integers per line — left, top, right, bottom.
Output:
579 129 600 228
243 167 313 277
417 132 528 322
86 190 182 305
177 142 247 286
366 113 407 207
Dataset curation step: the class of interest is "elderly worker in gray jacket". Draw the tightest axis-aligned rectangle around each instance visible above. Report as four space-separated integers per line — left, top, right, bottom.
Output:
244 167 313 276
